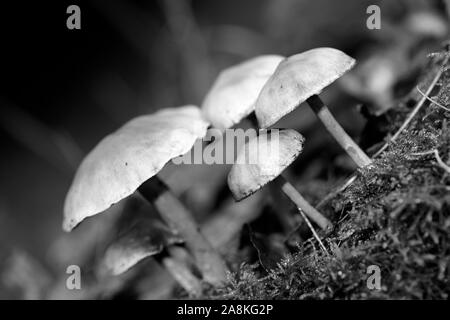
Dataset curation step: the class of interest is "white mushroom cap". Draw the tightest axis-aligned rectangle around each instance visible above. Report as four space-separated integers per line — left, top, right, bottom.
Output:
101 218 183 276
202 55 284 130
255 48 355 128
228 129 304 201
63 106 209 232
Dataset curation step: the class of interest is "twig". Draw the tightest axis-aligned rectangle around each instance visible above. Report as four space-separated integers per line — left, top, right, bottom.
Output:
410 149 450 174
416 86 450 112
296 208 329 255
373 54 450 158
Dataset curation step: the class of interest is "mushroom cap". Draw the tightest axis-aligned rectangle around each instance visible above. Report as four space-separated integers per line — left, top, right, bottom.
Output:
228 129 304 201
102 218 184 276
255 48 355 128
63 106 209 232
202 55 284 130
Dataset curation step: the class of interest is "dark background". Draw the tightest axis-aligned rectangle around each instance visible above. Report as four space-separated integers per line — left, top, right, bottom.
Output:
0 0 447 298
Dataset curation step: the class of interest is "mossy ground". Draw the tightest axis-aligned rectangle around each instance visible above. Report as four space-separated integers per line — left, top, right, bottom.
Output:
205 49 450 300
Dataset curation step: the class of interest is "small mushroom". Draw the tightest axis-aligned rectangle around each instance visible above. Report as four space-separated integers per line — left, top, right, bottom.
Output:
202 55 329 231
63 106 227 285
255 47 372 168
202 55 284 130
228 129 331 231
101 214 202 296
102 216 184 275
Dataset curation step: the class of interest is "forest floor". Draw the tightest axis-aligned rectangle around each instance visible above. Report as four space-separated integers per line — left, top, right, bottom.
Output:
206 47 450 299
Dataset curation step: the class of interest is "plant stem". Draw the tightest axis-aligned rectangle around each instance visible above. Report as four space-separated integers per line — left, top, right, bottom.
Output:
307 95 372 168
138 178 228 285
161 247 202 297
278 176 332 231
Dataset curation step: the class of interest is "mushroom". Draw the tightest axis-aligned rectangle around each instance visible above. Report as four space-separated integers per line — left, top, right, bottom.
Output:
255 47 372 168
100 209 202 296
202 55 285 130
228 129 331 231
63 106 228 285
202 55 330 231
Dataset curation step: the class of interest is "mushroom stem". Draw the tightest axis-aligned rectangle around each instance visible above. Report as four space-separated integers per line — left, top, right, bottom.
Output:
306 95 372 168
138 178 228 285
277 176 332 231
161 247 202 297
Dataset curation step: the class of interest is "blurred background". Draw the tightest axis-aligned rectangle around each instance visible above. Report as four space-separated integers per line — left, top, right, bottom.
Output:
0 0 448 299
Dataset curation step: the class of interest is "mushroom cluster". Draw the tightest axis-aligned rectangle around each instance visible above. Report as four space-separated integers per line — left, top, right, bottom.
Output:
255 48 372 168
201 48 372 231
64 106 228 293
63 47 372 296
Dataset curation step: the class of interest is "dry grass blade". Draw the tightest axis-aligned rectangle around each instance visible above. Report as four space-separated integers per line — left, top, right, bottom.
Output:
416 86 450 112
296 208 329 255
410 149 450 174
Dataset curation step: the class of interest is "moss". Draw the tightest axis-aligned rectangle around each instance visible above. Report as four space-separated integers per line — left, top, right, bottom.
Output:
207 48 450 300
